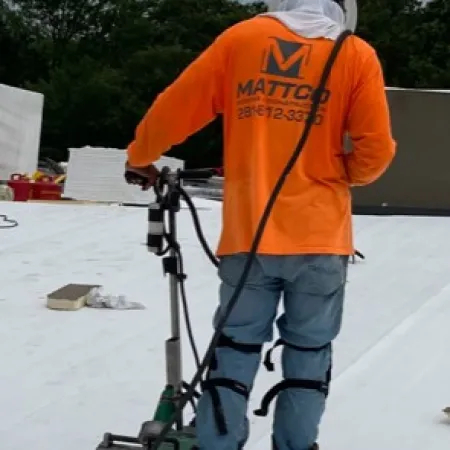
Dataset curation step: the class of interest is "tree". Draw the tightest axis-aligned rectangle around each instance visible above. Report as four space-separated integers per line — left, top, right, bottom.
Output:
0 0 448 168
408 0 450 87
29 57 131 161
1 0 265 166
0 2 46 85
356 0 424 87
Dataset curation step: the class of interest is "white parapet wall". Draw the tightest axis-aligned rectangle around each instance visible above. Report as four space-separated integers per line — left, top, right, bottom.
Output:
0 83 44 180
63 146 184 204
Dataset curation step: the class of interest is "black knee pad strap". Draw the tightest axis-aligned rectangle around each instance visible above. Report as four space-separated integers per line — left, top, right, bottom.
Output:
264 338 331 371
254 378 329 417
202 333 263 435
201 377 250 435
255 339 332 417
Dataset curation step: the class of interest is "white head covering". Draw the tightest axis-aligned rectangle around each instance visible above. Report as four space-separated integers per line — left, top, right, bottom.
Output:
261 0 356 40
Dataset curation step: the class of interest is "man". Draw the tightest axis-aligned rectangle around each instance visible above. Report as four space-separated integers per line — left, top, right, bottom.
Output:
125 1 396 449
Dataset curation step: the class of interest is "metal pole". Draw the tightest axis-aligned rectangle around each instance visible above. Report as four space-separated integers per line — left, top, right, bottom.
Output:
164 178 183 431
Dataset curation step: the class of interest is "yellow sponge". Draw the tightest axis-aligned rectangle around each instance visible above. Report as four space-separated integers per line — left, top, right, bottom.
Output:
47 283 101 311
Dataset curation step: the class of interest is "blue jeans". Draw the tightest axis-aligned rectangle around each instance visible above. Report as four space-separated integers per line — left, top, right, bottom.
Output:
195 253 348 450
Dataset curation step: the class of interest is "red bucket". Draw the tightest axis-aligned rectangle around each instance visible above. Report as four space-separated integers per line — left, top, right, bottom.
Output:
32 176 62 201
7 174 32 201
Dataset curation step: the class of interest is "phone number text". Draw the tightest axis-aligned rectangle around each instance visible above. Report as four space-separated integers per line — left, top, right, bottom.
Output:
237 105 323 125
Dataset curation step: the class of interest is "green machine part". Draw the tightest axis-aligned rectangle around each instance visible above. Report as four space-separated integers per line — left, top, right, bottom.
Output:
144 385 199 450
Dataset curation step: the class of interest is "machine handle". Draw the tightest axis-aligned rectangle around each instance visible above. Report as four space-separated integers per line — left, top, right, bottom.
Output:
125 168 216 188
178 169 216 180
124 170 149 187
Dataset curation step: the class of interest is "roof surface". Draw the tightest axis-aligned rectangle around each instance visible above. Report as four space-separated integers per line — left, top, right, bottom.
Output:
1 200 449 449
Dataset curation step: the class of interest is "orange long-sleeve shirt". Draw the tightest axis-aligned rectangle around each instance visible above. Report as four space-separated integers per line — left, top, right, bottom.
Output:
127 17 396 256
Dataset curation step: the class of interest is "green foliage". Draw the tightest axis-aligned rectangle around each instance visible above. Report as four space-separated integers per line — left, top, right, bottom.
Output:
0 0 448 167
356 0 450 88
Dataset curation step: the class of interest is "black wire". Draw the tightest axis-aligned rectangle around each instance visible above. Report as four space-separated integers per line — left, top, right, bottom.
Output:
178 186 219 268
161 200 202 415
167 185 220 370
153 184 220 380
149 29 353 450
158 203 202 371
350 249 365 264
176 247 201 370
0 214 18 229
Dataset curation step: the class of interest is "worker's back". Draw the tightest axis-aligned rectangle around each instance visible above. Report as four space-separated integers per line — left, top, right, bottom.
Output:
216 16 395 256
126 3 395 257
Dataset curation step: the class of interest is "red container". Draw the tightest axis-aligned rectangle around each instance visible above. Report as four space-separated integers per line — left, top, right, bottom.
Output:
7 174 33 201
32 176 62 200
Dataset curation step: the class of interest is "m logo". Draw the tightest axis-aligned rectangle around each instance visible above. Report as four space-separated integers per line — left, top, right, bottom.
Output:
261 37 312 79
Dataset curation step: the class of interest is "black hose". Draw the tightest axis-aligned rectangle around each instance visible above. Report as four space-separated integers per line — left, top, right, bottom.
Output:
176 247 202 370
149 29 352 450
178 186 219 268
0 214 18 229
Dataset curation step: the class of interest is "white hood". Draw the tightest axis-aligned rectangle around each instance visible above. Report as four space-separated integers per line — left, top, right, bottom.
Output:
261 0 356 41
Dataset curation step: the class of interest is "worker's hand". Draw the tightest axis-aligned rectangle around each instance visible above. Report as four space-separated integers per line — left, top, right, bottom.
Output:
124 162 159 191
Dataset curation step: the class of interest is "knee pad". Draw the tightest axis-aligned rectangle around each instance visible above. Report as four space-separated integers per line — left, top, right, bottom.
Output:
254 339 332 417
201 333 262 436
